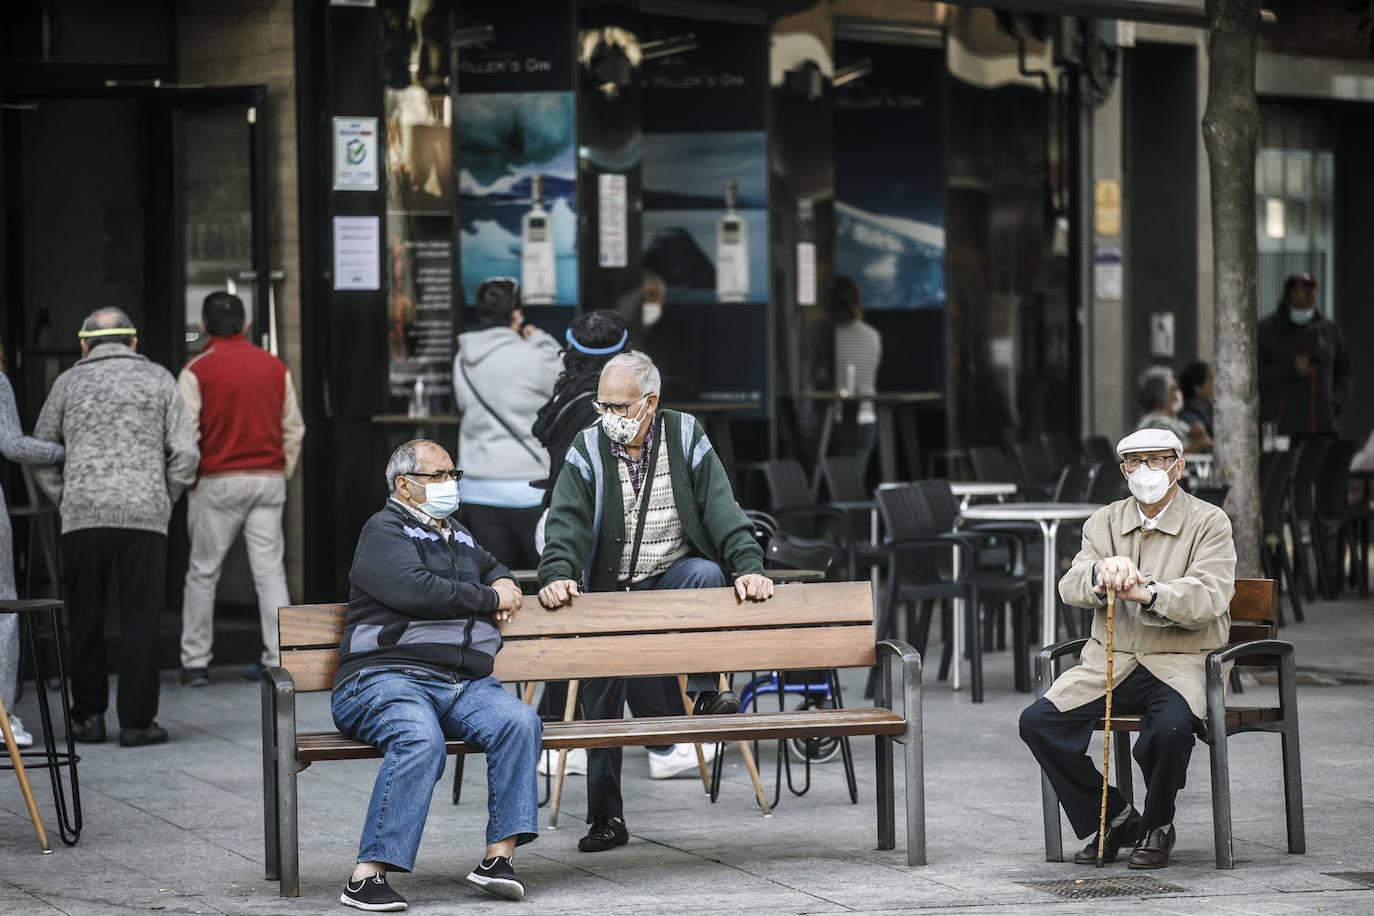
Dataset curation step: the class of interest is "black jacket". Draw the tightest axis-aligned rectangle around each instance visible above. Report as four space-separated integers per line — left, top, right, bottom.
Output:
1258 307 1350 436
334 500 512 688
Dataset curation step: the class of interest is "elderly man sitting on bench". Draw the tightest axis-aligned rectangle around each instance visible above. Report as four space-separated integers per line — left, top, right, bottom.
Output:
333 439 541 911
538 350 775 853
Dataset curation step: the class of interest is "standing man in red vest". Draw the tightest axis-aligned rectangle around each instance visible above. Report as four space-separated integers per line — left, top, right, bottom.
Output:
177 292 305 686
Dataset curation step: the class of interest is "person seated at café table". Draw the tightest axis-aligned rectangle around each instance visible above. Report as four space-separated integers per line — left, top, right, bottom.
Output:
1135 366 1210 454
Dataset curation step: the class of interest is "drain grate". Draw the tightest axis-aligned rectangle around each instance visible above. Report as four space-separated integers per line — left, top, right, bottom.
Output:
1021 876 1187 899
1327 872 1374 888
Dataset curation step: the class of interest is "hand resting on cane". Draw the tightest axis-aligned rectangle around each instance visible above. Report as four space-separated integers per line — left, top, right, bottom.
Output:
1093 556 1152 605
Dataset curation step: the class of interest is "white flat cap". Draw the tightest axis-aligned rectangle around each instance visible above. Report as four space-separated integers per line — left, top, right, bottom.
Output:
1116 428 1184 458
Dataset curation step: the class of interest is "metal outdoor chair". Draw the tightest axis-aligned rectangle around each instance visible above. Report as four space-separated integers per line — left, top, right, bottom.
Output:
1040 433 1082 470
1084 462 1129 504
1013 441 1059 497
1081 435 1118 468
874 482 1030 702
1052 465 1091 503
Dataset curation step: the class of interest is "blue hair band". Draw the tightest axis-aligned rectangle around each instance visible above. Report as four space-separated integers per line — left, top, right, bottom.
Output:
566 327 628 356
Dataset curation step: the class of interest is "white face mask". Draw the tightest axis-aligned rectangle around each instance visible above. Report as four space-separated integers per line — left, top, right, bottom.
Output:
1127 459 1177 505
1288 307 1315 326
601 398 649 445
408 478 460 519
642 301 663 328
1170 391 1184 413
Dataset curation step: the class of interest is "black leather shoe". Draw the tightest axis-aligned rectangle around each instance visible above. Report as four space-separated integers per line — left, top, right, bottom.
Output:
1128 825 1176 869
1073 807 1140 864
119 722 169 747
692 690 741 715
71 713 106 744
578 815 629 852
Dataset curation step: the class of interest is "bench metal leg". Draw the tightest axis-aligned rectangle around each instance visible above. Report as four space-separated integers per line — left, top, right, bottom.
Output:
260 676 279 881
271 676 301 896
1206 670 1234 869
877 639 924 865
1040 772 1063 862
875 733 895 852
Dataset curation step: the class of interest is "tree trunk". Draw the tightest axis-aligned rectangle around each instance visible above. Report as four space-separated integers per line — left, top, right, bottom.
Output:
1202 0 1262 578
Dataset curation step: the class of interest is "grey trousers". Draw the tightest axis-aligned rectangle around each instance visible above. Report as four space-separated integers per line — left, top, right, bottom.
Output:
180 475 291 669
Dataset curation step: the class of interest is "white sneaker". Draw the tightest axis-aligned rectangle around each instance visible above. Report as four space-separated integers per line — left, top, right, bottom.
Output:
8 715 33 749
537 747 587 776
649 742 717 780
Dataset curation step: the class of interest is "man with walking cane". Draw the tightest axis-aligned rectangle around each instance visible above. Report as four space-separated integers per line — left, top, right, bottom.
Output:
1019 429 1236 869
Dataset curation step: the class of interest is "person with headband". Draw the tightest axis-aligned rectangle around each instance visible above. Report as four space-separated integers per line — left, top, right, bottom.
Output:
1019 428 1236 871
32 308 199 747
451 277 561 572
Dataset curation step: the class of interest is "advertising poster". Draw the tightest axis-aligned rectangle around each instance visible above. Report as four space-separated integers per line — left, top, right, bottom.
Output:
637 13 769 408
834 41 945 311
456 1 577 307
381 0 456 412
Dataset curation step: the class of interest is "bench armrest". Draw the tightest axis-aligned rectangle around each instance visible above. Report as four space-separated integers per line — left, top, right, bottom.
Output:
876 639 922 747
1034 637 1089 696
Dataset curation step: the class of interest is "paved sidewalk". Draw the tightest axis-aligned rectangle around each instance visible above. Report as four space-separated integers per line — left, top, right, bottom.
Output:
0 593 1371 914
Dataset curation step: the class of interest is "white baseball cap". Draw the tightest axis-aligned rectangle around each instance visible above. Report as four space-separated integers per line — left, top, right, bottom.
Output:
1116 428 1184 459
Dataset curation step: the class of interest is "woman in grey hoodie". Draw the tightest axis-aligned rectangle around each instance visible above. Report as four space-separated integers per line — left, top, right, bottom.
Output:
452 279 562 569
0 337 65 747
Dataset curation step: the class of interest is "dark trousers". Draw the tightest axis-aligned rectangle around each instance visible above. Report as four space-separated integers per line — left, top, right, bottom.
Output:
62 528 167 729
584 556 726 822
1019 665 1196 840
459 504 541 572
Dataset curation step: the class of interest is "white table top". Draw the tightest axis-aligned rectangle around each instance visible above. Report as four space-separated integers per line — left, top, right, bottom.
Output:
949 481 1018 497
960 502 1101 522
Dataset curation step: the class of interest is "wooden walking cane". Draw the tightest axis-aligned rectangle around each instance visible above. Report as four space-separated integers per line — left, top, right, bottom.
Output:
1095 588 1117 868
0 693 50 853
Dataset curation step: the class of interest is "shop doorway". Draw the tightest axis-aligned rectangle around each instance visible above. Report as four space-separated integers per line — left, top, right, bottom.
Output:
2 85 270 667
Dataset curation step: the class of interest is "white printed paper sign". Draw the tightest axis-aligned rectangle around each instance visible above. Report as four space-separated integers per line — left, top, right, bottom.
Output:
333 216 380 290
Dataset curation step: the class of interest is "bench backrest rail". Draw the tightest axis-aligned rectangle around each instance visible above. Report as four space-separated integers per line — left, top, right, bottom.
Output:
278 581 875 693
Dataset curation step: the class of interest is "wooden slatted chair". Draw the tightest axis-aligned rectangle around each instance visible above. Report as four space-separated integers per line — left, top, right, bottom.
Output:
261 581 924 897
1034 578 1303 869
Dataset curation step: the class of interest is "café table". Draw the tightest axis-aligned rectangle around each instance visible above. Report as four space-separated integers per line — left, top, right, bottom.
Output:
951 501 1101 692
783 391 943 498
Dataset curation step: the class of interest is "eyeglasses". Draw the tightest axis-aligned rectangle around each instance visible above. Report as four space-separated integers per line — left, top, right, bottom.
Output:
408 468 463 482
1121 455 1176 472
592 394 647 417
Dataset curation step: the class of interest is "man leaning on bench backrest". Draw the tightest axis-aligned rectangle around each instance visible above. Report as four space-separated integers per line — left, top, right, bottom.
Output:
537 350 777 854
333 439 541 911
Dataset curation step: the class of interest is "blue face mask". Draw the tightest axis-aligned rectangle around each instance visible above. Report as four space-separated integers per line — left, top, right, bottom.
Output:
1288 307 1315 327
408 478 460 519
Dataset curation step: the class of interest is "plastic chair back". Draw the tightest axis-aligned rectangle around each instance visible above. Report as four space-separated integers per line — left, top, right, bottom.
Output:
968 446 1019 486
761 459 813 510
822 455 870 502
1040 433 1080 469
1053 465 1091 503
1081 436 1118 468
1013 441 1057 492
1085 462 1129 504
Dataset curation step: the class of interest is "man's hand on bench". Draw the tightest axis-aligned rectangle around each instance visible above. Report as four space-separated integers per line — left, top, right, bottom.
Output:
538 579 581 610
492 578 524 622
735 574 775 602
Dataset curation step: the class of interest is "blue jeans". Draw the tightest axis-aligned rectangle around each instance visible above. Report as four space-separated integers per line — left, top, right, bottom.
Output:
331 669 542 871
583 556 726 821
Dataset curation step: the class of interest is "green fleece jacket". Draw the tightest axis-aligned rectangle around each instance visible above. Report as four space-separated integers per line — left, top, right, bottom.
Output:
537 409 764 591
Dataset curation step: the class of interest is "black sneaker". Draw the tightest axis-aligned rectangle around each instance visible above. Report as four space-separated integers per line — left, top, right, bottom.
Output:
119 722 169 747
692 690 741 716
578 815 629 852
341 872 407 911
71 713 106 744
179 667 210 688
465 855 524 900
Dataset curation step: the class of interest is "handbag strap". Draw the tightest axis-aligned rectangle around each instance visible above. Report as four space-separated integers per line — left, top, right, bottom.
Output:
457 357 544 465
624 417 664 589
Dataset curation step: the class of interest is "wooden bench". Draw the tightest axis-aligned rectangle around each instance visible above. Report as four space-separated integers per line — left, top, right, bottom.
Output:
261 581 925 897
1035 578 1304 868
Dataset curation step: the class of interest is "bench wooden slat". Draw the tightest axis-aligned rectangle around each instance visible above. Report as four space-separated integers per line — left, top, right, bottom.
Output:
295 707 906 762
278 582 873 648
281 623 877 692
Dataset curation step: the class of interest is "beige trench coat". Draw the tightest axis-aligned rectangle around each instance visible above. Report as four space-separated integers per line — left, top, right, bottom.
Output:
1047 488 1237 721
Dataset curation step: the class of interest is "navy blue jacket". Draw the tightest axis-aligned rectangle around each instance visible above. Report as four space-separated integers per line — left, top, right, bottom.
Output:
334 500 513 688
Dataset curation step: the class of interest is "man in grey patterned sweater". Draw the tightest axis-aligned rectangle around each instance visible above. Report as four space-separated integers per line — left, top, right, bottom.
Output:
33 308 199 747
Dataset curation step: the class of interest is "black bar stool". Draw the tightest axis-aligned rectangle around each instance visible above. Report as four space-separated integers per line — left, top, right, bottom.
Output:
0 599 82 845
